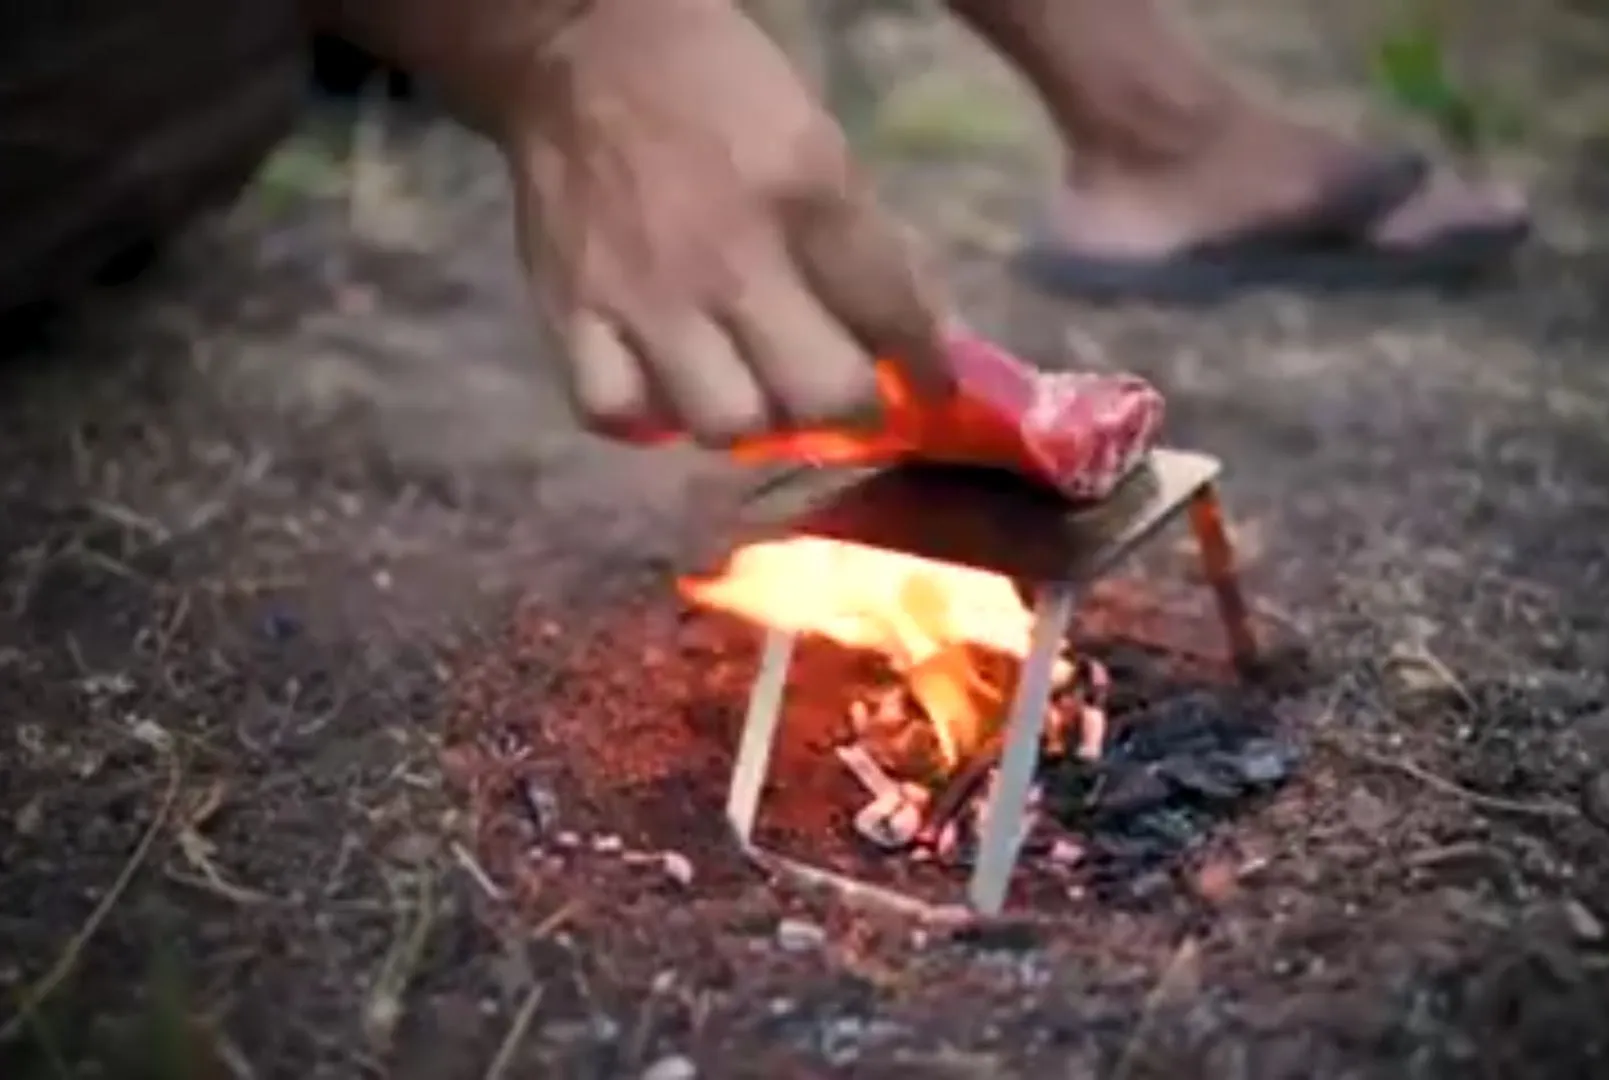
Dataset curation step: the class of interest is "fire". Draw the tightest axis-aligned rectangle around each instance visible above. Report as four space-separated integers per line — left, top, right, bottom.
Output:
678 537 1036 767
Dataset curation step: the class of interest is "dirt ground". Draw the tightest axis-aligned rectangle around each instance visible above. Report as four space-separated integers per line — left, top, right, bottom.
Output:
4 2 1609 1077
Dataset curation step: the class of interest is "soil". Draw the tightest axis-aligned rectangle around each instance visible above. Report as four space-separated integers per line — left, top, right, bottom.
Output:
4 1 1609 1077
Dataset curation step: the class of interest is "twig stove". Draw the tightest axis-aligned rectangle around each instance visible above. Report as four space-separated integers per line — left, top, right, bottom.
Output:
690 449 1258 919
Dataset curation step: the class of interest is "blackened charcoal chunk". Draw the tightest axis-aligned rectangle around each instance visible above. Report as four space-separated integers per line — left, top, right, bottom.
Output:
1082 807 1205 885
1154 739 1299 801
1231 738 1300 786
1090 764 1173 816
1156 755 1244 801
1114 690 1250 759
1038 755 1101 820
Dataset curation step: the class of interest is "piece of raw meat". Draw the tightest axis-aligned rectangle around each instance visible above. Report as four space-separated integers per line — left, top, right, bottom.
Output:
732 326 1165 503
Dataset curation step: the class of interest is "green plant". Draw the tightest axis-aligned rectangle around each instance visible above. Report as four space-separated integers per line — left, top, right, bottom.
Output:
1371 5 1524 155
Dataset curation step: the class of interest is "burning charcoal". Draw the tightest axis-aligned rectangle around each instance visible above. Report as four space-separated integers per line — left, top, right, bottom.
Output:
1082 658 1112 707
919 730 1006 848
1041 690 1304 899
835 743 900 801
863 721 945 783
873 686 910 730
853 784 929 850
906 642 1013 769
1078 704 1107 762
1044 699 1073 759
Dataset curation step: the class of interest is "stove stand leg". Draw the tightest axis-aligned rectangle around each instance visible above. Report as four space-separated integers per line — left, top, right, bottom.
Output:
968 582 1077 916
1187 484 1259 677
727 627 798 844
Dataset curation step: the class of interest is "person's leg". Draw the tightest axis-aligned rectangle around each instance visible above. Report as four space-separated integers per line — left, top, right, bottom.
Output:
948 0 1524 270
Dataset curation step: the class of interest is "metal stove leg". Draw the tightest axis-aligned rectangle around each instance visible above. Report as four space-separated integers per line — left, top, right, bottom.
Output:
1187 484 1259 676
967 582 1078 916
726 627 798 843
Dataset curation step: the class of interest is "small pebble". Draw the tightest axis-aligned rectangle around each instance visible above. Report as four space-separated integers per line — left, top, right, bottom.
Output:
637 1055 695 1080
1345 789 1393 834
554 831 581 849
260 608 301 641
1583 772 1609 828
1048 838 1084 865
519 780 559 831
592 834 624 854
1237 740 1297 785
1192 859 1240 905
1563 898 1604 944
776 918 827 953
661 851 695 887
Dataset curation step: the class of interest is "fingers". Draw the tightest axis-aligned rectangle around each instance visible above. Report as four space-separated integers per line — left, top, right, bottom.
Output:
631 311 772 448
781 183 954 400
566 309 773 449
556 178 945 451
566 312 663 442
723 266 883 435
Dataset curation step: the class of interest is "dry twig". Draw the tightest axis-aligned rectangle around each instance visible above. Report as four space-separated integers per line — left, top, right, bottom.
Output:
1332 740 1579 820
362 870 439 1050
452 840 506 902
1111 937 1201 1080
481 984 545 1080
479 901 577 1080
0 753 184 1044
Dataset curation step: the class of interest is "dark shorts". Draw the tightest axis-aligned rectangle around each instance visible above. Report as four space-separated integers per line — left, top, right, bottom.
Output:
0 2 304 315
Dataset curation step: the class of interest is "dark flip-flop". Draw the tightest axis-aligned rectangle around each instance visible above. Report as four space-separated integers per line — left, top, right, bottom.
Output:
1013 151 1532 305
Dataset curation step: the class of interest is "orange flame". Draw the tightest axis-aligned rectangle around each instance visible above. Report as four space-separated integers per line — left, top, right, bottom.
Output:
678 537 1034 767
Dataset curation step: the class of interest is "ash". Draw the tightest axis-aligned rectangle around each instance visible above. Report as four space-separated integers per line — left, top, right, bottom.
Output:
837 644 1300 902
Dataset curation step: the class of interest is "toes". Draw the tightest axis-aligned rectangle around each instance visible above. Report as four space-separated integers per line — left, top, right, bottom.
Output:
1372 169 1530 246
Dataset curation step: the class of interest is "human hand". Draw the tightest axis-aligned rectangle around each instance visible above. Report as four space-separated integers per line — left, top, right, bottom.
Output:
502 0 952 448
